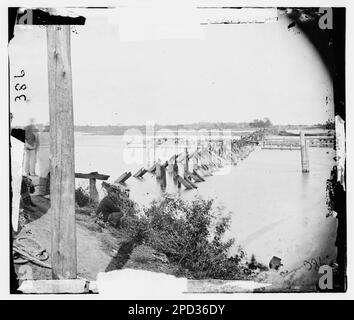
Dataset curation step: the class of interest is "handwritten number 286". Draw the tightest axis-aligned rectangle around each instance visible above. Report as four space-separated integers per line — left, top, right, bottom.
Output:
14 70 27 102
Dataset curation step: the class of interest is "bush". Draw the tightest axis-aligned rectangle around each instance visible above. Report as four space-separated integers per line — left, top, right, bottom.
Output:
123 196 265 280
102 181 139 217
75 187 90 207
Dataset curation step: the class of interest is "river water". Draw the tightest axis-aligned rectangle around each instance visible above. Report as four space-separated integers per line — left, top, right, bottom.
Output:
74 133 338 273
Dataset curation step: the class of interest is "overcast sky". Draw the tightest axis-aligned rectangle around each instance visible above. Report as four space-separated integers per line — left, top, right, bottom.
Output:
9 7 334 126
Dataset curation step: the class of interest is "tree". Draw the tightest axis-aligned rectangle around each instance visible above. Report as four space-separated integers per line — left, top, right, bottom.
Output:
249 118 272 128
325 119 335 130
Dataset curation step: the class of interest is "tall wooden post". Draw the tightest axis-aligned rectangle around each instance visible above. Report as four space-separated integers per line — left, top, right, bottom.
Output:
194 138 200 170
47 25 77 279
153 129 156 164
208 130 212 163
219 129 224 157
89 178 99 204
173 155 179 182
156 159 161 179
184 147 189 174
160 162 167 191
300 131 309 173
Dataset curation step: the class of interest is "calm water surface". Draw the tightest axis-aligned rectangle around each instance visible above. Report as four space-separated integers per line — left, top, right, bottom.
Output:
74 133 337 271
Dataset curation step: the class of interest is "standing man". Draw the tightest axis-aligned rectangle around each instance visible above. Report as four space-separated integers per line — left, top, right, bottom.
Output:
24 118 38 176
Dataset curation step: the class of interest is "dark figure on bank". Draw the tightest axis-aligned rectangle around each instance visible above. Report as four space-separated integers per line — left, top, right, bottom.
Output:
24 118 38 176
20 176 36 212
96 187 123 228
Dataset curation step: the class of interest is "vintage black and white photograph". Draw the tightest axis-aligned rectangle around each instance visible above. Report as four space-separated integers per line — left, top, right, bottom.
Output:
5 2 347 297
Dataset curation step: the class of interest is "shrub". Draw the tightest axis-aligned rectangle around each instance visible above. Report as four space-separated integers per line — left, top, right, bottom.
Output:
123 196 265 280
75 187 90 207
102 181 139 217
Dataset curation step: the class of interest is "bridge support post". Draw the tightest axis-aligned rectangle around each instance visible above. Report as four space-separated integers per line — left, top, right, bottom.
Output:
300 131 309 173
184 146 189 174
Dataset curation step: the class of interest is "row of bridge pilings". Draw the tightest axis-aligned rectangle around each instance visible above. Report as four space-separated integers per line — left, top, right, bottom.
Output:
89 129 266 199
129 129 267 192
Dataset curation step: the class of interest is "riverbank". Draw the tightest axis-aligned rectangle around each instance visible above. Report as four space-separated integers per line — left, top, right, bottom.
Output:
15 194 265 283
14 196 184 281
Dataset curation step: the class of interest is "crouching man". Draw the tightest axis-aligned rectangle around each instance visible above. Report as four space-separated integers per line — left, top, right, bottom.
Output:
96 187 124 228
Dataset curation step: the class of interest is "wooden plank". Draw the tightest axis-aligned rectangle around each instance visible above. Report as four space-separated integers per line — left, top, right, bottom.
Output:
115 172 127 183
184 174 198 188
186 170 203 183
190 173 203 183
176 175 194 189
192 169 205 182
115 171 132 184
147 163 156 173
47 25 77 279
133 167 147 178
120 171 132 183
75 172 110 180
199 167 212 176
133 167 143 178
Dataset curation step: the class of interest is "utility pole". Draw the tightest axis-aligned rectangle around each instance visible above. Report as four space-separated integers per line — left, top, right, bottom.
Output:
47 25 77 279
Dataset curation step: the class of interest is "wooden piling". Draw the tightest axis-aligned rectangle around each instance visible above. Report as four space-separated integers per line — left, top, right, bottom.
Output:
300 131 310 173
160 162 167 190
133 167 146 178
75 172 109 205
208 130 212 163
184 147 189 174
177 175 195 189
115 171 132 184
173 155 179 179
47 25 77 279
89 178 99 204
156 160 161 179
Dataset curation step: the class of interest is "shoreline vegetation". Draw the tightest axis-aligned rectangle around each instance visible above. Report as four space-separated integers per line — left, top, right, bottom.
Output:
13 121 334 136
74 186 268 281
74 122 334 136
16 185 268 282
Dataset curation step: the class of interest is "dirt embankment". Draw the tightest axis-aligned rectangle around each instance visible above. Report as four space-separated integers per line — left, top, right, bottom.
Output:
14 196 177 281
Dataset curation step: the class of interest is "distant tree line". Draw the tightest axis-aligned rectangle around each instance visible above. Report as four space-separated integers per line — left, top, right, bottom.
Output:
313 119 335 130
74 121 262 135
249 118 272 128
